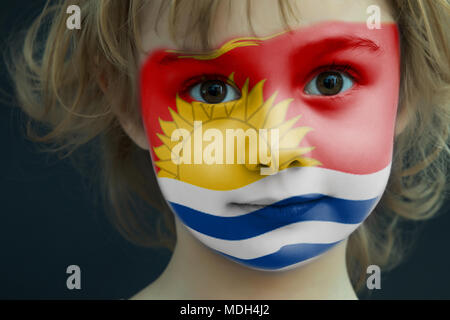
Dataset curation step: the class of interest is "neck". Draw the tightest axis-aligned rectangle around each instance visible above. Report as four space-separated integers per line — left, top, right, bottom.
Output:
133 217 358 300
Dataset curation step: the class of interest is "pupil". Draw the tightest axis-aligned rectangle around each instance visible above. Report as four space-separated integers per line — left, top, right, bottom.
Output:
201 80 227 103
317 72 343 95
323 76 337 89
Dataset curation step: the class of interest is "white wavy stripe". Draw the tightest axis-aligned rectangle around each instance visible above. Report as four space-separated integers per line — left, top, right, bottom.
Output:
186 220 360 260
157 163 391 217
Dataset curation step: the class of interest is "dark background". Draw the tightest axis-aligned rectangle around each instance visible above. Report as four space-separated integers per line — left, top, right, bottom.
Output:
0 1 449 300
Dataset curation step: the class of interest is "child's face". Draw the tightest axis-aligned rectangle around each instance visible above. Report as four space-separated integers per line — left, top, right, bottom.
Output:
137 0 400 271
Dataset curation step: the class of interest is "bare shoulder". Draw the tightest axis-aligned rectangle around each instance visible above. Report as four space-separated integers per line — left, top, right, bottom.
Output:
129 284 161 300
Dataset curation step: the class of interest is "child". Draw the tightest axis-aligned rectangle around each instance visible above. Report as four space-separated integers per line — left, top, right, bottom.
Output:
9 0 450 299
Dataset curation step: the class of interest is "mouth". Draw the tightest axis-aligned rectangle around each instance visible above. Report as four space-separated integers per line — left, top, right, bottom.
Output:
228 194 325 221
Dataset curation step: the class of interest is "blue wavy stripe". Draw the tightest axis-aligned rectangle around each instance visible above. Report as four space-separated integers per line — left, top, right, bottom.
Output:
169 195 378 240
219 241 341 270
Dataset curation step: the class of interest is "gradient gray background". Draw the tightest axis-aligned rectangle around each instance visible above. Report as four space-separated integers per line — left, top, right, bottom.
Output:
0 0 449 300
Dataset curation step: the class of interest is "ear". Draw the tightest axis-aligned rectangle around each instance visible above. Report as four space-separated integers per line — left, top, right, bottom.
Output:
97 72 150 150
117 114 150 150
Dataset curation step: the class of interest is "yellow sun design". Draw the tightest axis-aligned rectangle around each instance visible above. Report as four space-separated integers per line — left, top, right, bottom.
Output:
153 73 321 190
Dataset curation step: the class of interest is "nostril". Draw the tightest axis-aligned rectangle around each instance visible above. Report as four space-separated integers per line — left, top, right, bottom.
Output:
288 160 301 168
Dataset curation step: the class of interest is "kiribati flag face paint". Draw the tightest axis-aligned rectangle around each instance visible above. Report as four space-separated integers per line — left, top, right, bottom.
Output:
140 22 400 271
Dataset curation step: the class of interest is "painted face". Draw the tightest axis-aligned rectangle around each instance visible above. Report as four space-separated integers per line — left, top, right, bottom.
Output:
140 21 400 271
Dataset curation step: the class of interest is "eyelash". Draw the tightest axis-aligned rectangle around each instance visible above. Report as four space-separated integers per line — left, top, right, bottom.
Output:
180 74 239 96
308 62 358 82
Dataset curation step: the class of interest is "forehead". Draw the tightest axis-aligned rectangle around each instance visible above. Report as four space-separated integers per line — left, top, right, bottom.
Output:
139 0 394 59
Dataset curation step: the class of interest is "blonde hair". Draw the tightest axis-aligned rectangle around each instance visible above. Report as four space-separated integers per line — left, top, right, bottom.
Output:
7 0 450 292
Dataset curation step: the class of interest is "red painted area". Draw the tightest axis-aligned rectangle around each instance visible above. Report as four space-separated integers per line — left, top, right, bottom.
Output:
140 21 400 174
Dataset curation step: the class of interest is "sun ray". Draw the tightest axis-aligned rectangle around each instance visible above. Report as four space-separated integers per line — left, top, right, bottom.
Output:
247 91 278 128
275 115 302 139
158 170 177 179
211 103 231 118
176 94 194 122
169 107 193 129
225 100 237 117
200 103 213 120
156 133 177 149
159 118 177 137
192 101 211 121
155 160 178 176
246 79 266 119
229 78 249 120
279 127 313 148
228 72 235 83
263 98 294 129
154 144 173 160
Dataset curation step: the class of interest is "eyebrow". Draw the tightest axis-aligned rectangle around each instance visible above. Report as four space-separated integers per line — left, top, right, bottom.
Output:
157 35 381 65
301 36 381 52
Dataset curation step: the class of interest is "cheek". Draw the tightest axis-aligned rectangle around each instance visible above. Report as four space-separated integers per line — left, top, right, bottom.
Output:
298 76 400 175
285 54 400 175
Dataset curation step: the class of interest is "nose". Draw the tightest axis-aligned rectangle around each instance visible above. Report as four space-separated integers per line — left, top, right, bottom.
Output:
245 144 319 174
277 147 319 170
243 104 321 174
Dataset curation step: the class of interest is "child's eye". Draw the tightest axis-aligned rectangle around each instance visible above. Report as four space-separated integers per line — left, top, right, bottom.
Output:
304 71 354 96
189 79 241 104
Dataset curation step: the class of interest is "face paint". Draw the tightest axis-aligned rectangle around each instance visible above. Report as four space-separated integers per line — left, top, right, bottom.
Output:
140 21 400 271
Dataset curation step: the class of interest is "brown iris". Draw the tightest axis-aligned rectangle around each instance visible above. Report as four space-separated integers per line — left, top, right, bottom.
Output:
200 80 227 103
316 71 344 95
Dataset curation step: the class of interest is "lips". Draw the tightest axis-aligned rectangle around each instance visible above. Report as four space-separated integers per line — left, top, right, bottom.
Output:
232 194 325 207
229 194 325 222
